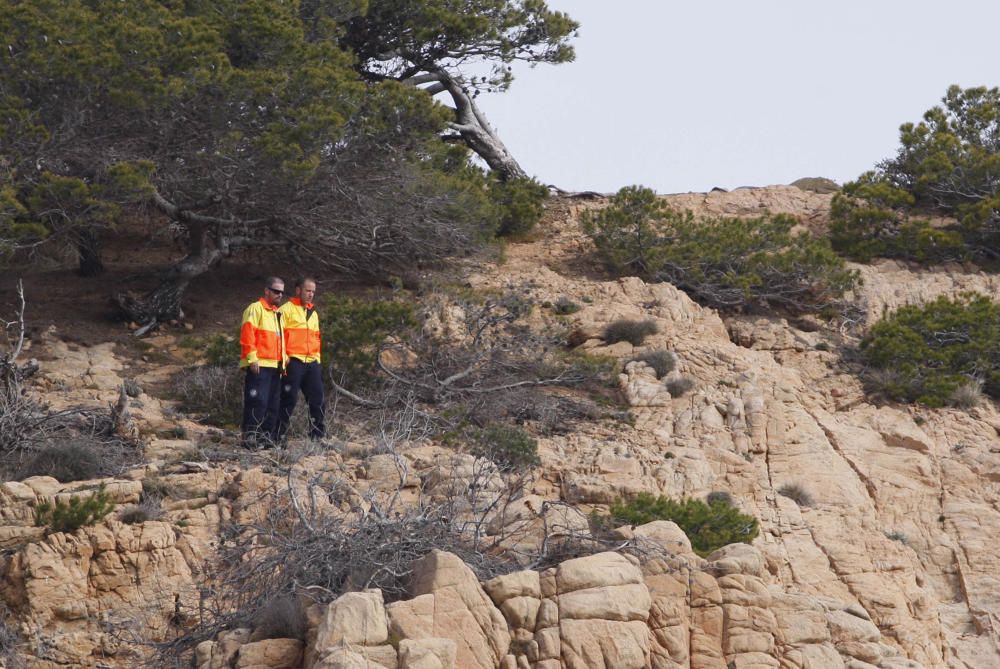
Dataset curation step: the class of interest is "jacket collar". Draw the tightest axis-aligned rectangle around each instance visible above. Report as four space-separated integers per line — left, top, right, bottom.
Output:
289 297 314 309
258 297 279 311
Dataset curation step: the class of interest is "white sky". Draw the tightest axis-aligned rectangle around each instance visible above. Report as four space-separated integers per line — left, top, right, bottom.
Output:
473 0 1000 194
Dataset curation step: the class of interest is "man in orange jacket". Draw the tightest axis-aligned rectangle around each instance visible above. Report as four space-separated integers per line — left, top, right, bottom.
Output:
239 277 287 448
277 276 325 442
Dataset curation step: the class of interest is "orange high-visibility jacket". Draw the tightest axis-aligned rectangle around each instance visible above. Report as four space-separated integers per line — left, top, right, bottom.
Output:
239 298 287 368
279 297 321 363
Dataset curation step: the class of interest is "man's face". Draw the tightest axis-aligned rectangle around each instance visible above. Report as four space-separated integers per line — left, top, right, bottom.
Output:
264 281 285 307
297 280 316 304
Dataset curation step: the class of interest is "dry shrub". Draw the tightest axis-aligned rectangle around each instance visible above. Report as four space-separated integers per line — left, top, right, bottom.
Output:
665 377 695 397
173 366 243 427
119 494 164 525
0 604 23 669
949 381 983 410
778 482 815 507
19 441 102 482
706 491 734 507
633 350 675 379
251 595 307 641
603 319 658 346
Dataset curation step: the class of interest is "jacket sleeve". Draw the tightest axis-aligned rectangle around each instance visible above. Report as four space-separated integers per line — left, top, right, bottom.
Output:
240 303 259 365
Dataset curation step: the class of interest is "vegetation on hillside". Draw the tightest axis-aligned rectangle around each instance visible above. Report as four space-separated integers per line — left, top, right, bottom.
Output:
831 85 1000 263
861 293 1000 407
608 493 760 557
582 185 859 313
0 0 573 326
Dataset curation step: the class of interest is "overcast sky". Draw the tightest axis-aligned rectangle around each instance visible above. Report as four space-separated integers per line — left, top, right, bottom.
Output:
473 1 1000 194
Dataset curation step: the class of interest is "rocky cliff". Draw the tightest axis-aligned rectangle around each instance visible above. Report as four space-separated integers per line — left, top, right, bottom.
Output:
2 186 998 669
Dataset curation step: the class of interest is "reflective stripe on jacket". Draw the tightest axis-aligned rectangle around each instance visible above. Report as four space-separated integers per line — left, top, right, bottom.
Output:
239 298 286 368
279 297 321 363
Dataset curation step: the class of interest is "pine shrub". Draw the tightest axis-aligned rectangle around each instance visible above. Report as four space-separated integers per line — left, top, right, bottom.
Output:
491 176 548 239
861 293 1000 406
321 296 418 388
35 485 114 533
830 86 1000 263
471 424 540 470
552 296 581 315
582 185 859 313
609 493 759 556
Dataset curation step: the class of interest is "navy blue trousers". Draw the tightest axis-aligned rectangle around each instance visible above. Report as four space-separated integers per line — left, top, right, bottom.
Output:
241 367 281 446
278 359 326 440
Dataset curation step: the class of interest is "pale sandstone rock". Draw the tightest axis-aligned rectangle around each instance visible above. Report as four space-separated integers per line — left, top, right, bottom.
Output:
558 582 651 622
630 520 694 555
559 618 649 669
314 647 392 669
235 638 303 669
707 543 766 578
386 594 435 640
555 551 644 593
315 590 389 652
483 570 541 605
361 454 417 491
826 609 881 644
196 629 252 669
398 638 457 669
408 551 511 669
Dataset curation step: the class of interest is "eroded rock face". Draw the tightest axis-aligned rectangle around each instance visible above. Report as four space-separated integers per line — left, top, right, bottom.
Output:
5 187 1000 668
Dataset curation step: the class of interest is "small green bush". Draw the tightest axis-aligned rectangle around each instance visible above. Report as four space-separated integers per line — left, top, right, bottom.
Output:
665 377 695 397
35 485 114 533
321 296 418 388
471 424 540 470
861 293 1000 406
604 319 658 346
609 493 759 557
777 482 814 507
203 334 241 367
20 443 101 482
583 185 859 313
552 296 581 315
490 176 548 239
633 350 675 379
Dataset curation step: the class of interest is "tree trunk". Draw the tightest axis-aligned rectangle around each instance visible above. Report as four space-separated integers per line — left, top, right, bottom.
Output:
115 222 220 330
426 72 528 181
76 227 104 277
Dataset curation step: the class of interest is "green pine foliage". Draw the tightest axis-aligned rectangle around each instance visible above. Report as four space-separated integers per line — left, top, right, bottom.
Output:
471 424 540 470
34 485 115 534
491 176 549 239
861 293 1000 406
582 186 859 313
321 297 418 388
3 0 569 276
831 85 1000 263
609 493 759 557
